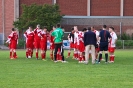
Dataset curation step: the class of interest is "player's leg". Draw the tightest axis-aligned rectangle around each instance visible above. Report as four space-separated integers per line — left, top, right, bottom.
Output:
36 48 39 60
84 45 90 64
13 49 17 59
109 47 115 63
10 49 13 59
41 49 44 60
91 45 96 64
98 45 103 63
50 50 54 60
54 44 58 62
66 48 71 58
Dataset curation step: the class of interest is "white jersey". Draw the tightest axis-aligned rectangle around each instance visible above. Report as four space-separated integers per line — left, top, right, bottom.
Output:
109 32 117 47
74 31 84 45
94 30 99 37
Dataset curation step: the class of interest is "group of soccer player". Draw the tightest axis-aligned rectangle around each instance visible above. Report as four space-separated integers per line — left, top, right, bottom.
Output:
66 25 117 64
6 23 117 64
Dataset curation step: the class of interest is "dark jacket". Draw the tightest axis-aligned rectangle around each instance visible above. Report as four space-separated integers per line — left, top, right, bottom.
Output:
84 30 97 46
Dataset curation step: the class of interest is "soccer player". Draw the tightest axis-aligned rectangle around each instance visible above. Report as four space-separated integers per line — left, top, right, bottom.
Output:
74 26 85 63
24 27 34 58
66 27 75 58
91 26 100 60
73 26 80 60
108 27 117 63
39 26 48 60
49 26 56 60
34 24 42 60
6 28 18 59
98 25 112 63
51 23 66 63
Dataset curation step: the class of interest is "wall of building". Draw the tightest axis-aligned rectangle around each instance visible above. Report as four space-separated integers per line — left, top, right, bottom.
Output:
57 0 87 16
124 0 133 16
4 0 15 37
0 0 2 33
90 0 120 16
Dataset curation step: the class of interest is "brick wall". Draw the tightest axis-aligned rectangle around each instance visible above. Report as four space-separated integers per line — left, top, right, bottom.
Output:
124 0 133 16
19 0 52 15
4 0 14 38
0 0 2 33
90 0 120 16
57 0 87 16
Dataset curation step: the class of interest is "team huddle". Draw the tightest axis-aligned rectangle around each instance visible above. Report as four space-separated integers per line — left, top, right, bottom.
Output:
6 23 117 64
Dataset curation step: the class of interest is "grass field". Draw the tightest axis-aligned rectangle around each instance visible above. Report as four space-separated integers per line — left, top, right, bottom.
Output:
0 49 133 88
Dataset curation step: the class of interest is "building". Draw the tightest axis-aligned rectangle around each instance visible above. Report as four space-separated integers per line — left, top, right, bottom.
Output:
0 0 133 44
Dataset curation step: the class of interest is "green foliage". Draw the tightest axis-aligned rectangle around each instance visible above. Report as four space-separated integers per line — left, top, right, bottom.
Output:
17 39 25 49
116 40 122 49
121 32 131 40
13 3 63 31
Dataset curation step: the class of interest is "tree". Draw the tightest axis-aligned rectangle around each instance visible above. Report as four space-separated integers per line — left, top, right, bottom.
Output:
13 3 63 31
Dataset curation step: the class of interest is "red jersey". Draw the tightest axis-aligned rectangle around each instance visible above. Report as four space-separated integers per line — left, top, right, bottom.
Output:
9 31 18 42
8 31 18 49
49 30 54 43
39 31 47 42
34 28 41 40
27 31 34 42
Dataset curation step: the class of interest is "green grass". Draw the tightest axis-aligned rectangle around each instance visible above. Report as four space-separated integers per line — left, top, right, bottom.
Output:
0 49 133 88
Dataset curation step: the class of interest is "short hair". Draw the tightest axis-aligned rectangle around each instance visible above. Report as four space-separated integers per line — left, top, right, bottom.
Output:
71 27 74 31
56 23 61 28
103 25 107 28
12 28 15 31
109 27 114 30
44 26 47 29
82 28 87 32
88 27 91 31
37 24 40 27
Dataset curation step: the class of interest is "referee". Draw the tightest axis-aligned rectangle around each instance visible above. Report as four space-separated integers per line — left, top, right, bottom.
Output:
98 25 111 63
51 23 66 63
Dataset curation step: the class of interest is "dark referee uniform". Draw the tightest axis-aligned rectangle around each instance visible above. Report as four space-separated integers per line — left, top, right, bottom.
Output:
98 29 111 63
68 32 74 48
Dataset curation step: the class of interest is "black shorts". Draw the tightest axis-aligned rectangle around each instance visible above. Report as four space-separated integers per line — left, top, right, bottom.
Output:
99 42 108 51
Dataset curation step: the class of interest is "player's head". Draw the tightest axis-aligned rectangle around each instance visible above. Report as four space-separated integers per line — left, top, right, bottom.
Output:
29 26 32 31
103 25 107 29
82 28 87 33
52 25 56 30
71 27 75 33
74 26 78 32
56 23 61 28
12 28 15 31
91 26 95 31
88 27 91 31
37 24 40 29
43 26 47 32
109 27 114 33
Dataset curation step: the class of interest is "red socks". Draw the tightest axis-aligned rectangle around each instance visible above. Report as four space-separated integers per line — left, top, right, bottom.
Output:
110 55 115 62
68 51 71 57
36 52 38 58
50 53 53 60
10 52 12 58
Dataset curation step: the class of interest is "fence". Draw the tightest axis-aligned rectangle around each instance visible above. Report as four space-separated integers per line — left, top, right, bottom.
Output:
116 40 133 49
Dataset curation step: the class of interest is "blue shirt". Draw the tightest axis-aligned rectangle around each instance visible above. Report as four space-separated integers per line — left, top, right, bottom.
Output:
84 30 96 46
99 30 111 46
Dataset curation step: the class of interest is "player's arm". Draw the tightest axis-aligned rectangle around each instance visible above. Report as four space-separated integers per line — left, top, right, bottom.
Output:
68 34 71 42
114 33 118 44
